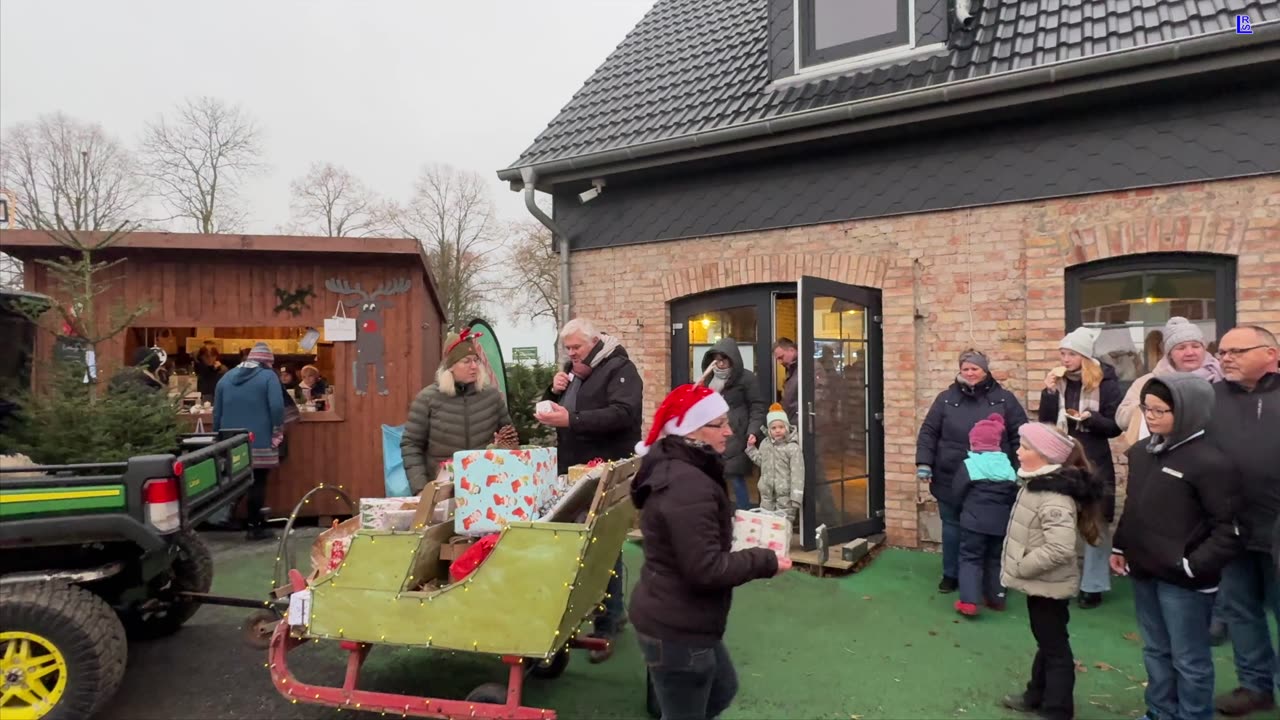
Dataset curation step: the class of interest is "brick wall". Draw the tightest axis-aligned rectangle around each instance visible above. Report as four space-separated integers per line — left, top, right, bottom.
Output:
567 176 1280 547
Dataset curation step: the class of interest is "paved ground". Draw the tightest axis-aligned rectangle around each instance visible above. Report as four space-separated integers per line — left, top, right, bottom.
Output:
102 530 1243 719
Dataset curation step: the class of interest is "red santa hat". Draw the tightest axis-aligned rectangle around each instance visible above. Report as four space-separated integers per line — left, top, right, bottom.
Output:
635 384 730 457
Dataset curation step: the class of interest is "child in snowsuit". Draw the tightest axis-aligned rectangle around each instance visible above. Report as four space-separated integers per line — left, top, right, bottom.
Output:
1000 422 1104 720
746 403 804 526
952 413 1019 616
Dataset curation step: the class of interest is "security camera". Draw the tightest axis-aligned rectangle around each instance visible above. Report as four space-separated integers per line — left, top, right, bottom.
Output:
954 0 975 30
578 178 606 204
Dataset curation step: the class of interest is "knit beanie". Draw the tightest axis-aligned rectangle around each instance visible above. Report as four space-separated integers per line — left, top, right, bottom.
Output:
635 384 730 456
246 342 274 365
766 402 790 430
1059 326 1101 359
1161 317 1204 355
1018 423 1075 465
958 349 990 374
443 328 482 367
968 413 1005 453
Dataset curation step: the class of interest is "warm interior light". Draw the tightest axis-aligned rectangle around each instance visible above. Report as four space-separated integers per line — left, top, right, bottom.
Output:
1143 297 1155 304
701 317 711 329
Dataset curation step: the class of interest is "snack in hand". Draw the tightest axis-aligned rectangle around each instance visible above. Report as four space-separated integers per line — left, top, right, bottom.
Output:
1051 366 1067 378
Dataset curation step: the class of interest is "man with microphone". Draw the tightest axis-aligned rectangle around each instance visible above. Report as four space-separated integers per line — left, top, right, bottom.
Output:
536 317 643 661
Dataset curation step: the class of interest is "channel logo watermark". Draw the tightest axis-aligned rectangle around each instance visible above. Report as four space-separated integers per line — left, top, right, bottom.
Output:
1236 15 1253 34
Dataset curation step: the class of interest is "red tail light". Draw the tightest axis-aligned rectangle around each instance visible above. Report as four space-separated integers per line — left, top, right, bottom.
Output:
172 460 184 477
144 477 180 504
248 432 255 443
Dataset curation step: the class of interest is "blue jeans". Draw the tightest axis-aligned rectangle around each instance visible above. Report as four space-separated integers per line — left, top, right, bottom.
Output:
959 530 1005 606
938 500 960 580
1220 550 1280 695
727 474 752 511
1081 529 1113 594
594 555 626 636
1132 578 1216 720
637 632 738 720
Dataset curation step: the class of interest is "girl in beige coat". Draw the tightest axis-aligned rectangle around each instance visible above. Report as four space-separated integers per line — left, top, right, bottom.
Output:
1001 423 1104 720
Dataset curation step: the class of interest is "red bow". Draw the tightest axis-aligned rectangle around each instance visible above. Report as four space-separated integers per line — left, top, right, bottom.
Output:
585 458 605 468
445 328 484 356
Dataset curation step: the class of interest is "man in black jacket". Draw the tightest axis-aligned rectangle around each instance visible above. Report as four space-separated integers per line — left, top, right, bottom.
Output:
537 317 643 660
1208 325 1280 717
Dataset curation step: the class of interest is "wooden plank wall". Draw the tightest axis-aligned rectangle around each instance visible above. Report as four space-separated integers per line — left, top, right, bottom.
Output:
24 249 444 516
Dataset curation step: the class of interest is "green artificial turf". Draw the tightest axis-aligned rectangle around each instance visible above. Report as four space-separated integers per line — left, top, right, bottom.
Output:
208 538 1243 720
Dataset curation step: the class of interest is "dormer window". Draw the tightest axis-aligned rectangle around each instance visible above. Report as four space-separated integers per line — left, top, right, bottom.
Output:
798 0 912 68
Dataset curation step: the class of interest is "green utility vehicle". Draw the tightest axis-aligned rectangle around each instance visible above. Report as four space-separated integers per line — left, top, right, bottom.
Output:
0 429 255 720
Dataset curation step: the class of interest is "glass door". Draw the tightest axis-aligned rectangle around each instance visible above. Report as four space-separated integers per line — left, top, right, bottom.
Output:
797 276 884 547
669 286 786 395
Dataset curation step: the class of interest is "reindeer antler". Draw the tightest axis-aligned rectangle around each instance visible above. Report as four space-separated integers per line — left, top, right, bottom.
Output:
325 278 370 301
369 277 412 299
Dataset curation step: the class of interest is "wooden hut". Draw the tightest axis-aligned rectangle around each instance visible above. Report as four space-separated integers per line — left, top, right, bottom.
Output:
1 230 447 516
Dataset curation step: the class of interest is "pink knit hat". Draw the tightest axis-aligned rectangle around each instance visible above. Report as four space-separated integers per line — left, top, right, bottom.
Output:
969 413 1005 453
1018 423 1075 465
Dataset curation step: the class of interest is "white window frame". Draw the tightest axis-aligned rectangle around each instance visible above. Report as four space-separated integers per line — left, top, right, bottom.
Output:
786 0 945 86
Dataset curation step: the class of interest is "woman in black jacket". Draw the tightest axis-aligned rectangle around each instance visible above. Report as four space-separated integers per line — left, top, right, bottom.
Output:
699 338 767 510
916 349 1028 592
1110 373 1241 720
630 384 788 720
1040 327 1124 608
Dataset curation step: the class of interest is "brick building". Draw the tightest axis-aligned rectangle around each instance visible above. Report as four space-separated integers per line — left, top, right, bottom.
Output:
498 0 1280 548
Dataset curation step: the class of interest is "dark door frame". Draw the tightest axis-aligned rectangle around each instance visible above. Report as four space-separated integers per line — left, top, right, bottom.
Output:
797 276 885 548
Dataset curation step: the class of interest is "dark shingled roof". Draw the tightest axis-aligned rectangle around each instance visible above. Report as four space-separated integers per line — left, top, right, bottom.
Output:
506 0 1279 170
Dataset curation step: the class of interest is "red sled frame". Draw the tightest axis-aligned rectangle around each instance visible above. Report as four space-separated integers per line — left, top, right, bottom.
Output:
268 621 610 719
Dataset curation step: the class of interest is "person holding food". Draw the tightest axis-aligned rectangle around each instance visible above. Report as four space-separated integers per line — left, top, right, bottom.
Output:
1040 326 1124 609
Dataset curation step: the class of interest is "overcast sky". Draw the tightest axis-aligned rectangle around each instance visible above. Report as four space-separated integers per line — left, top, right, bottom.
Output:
0 0 651 361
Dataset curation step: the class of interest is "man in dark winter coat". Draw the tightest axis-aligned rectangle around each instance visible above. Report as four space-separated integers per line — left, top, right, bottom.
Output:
1207 325 1280 717
916 349 1029 592
1112 373 1242 720
699 338 767 510
772 338 799 423
536 317 643 660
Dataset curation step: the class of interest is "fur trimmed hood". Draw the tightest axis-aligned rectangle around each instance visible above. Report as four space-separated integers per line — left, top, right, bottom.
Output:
436 363 489 396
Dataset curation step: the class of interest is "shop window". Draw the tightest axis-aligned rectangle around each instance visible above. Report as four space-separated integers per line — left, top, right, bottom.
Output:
1065 254 1236 390
687 306 758 378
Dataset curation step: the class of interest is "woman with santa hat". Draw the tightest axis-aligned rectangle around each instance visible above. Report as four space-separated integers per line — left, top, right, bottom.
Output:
628 384 791 720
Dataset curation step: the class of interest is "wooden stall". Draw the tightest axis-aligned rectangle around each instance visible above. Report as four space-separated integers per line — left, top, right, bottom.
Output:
2 230 447 516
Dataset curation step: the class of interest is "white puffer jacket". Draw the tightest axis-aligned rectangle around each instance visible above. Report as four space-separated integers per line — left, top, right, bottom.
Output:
1001 465 1095 600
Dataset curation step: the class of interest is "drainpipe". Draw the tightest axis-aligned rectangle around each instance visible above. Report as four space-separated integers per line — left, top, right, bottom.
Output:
519 167 571 332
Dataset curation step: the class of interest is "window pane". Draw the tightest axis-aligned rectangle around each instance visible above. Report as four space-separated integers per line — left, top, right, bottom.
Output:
687 306 758 380
1078 268 1218 389
813 0 900 50
810 297 871 529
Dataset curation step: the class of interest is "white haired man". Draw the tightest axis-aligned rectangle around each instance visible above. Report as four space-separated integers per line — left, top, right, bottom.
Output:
536 317 643 661
1209 325 1280 717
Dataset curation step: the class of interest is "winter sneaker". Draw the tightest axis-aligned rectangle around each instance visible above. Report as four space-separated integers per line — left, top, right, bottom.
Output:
1209 619 1228 646
587 634 614 664
1215 687 1276 716
1078 592 1103 609
985 598 1007 612
938 576 958 593
1001 694 1038 714
954 600 979 617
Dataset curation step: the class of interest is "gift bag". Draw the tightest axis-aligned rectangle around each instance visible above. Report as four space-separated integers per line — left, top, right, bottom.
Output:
381 424 410 497
448 533 501 583
731 508 792 560
323 302 356 342
312 517 360 575
453 447 558 536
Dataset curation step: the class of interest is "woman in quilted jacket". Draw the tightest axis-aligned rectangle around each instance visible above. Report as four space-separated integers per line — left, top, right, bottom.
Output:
1000 423 1103 720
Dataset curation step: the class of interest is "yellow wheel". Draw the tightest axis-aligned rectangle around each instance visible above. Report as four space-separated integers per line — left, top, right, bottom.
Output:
0 583 127 720
0 632 68 720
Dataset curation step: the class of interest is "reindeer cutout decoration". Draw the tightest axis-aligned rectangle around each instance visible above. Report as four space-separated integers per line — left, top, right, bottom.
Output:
324 277 412 395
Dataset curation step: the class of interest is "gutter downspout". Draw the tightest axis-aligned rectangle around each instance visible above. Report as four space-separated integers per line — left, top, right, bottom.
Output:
519 167 571 333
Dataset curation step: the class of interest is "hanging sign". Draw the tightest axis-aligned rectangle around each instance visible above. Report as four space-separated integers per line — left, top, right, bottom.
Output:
323 302 356 343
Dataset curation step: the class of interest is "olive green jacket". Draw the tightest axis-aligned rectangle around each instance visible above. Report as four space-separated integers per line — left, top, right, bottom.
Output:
400 376 511 493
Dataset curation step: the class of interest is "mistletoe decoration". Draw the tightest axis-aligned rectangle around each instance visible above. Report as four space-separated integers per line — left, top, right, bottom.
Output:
274 285 316 317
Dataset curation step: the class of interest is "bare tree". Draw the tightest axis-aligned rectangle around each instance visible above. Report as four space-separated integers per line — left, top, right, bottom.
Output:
502 220 560 350
286 162 389 237
139 97 263 233
0 112 143 230
389 164 501 336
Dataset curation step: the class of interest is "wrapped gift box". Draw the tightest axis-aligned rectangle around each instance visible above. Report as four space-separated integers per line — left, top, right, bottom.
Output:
731 509 792 560
452 447 558 536
359 496 420 530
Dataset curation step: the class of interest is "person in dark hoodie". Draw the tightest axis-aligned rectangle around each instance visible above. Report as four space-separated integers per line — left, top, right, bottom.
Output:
1040 326 1123 609
213 342 285 541
1111 374 1242 720
917 349 1029 593
1000 423 1104 720
698 338 767 510
630 384 789 720
1207 325 1280 718
952 413 1020 616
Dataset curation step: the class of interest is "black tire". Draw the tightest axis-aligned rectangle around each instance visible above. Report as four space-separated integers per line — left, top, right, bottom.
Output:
465 682 509 705
130 529 214 639
529 648 570 679
241 609 279 650
0 581 128 720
